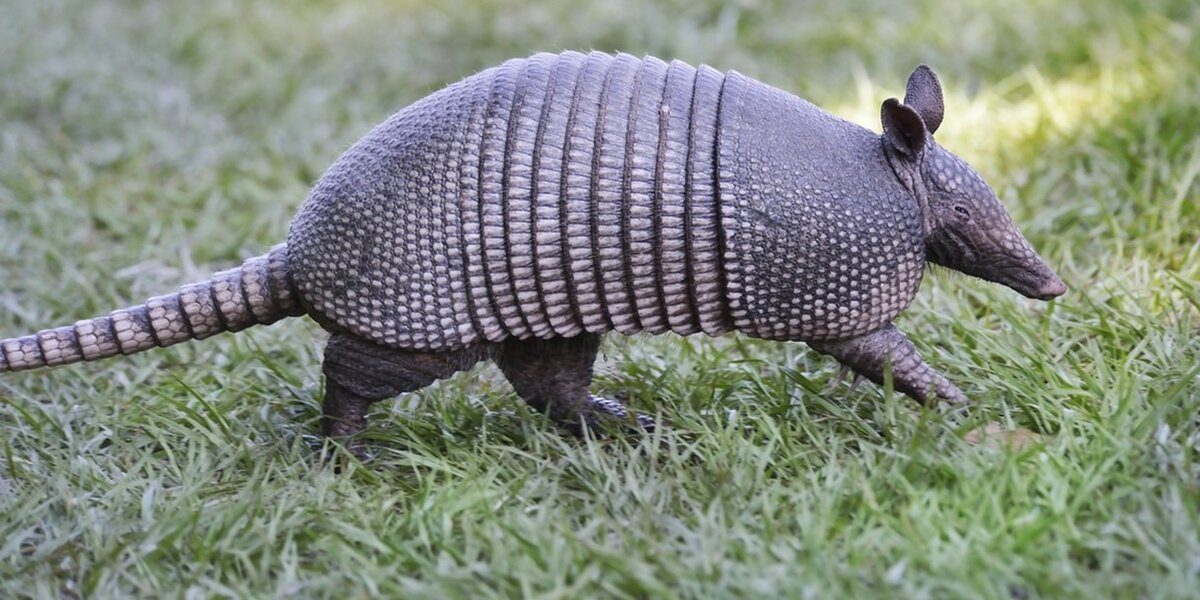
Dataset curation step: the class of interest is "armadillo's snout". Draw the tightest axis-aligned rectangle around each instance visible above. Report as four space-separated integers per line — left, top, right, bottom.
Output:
1005 254 1067 301
1029 273 1067 301
984 225 1067 302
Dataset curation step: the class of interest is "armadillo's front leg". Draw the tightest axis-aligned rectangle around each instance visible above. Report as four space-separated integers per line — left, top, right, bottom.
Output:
808 324 965 405
321 333 492 458
496 334 655 433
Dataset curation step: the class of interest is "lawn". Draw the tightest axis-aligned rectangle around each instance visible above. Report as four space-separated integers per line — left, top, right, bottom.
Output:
1 0 1198 597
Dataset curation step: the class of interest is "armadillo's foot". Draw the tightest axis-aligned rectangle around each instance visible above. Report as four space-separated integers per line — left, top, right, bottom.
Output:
496 333 652 434
808 324 965 406
320 333 493 460
319 380 374 462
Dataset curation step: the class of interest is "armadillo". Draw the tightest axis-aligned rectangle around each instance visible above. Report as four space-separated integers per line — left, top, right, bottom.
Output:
0 51 1066 455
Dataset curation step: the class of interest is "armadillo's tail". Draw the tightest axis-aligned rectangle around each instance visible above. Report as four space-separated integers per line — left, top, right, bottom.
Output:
0 244 306 373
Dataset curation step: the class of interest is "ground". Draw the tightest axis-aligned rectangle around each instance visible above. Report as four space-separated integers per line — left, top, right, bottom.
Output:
1 0 1198 597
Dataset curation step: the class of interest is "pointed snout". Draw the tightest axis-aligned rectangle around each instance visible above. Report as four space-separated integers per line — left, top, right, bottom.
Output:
1026 272 1067 301
923 214 1067 302
981 226 1068 302
1003 253 1067 301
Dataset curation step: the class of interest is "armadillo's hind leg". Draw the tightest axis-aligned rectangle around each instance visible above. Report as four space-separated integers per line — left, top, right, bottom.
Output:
808 324 965 406
496 334 655 434
320 333 492 459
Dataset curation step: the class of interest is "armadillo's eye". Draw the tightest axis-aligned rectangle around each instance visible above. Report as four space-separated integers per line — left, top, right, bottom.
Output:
953 205 971 219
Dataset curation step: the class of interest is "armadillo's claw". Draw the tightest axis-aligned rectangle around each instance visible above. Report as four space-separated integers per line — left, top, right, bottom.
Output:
313 436 374 471
833 365 853 386
828 365 865 397
340 441 375 464
846 373 865 395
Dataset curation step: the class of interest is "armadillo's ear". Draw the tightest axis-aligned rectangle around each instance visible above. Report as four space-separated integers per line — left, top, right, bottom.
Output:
903 64 944 134
881 98 927 158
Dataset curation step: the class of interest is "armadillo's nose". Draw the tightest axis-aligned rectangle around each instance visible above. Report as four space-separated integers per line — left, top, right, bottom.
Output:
1032 275 1067 300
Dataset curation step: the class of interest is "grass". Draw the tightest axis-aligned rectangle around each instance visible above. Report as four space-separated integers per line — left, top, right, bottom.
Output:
1 0 1199 597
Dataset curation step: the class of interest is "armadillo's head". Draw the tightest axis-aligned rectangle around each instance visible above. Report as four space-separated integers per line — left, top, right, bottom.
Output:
880 65 1066 301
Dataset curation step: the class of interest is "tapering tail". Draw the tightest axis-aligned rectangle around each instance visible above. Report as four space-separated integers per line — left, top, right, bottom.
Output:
0 244 305 373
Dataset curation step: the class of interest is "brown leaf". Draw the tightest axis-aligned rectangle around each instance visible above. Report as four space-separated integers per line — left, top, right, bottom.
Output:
964 422 1043 451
